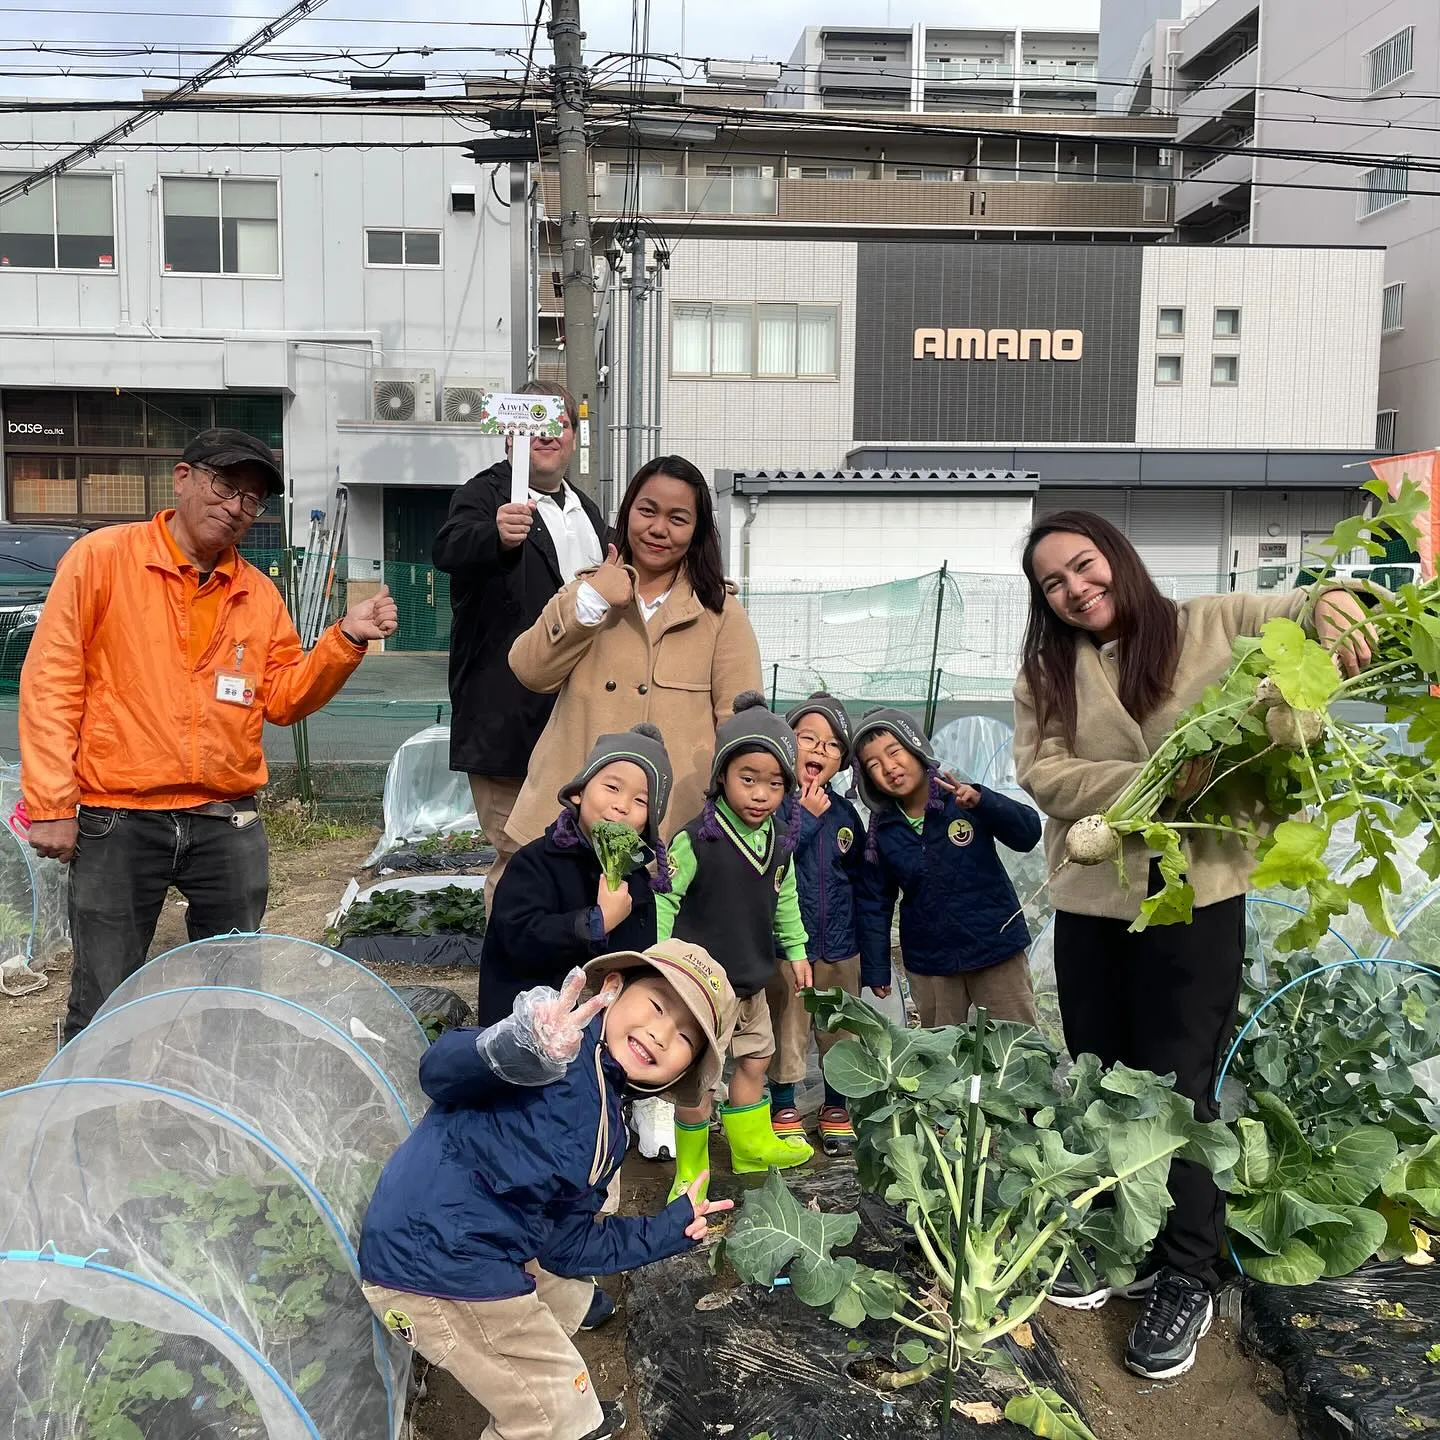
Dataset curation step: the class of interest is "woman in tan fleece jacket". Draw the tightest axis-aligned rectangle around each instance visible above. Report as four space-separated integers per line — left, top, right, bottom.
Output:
1013 508 1374 1383
507 456 762 852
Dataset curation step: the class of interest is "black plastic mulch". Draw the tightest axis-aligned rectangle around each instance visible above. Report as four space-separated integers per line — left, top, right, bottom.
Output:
1242 1262 1440 1440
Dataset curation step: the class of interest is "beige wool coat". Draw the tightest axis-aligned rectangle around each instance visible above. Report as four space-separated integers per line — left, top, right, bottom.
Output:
505 570 763 849
1012 589 1307 922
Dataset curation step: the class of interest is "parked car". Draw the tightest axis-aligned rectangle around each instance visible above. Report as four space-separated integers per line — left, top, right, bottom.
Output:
0 524 92 690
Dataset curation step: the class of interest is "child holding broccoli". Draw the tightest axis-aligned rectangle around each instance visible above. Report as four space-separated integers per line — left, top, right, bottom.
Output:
764 691 875 1157
657 691 815 1198
360 941 738 1440
477 723 672 1026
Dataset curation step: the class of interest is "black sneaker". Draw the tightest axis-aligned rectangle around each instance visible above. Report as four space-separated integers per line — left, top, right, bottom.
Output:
1124 1268 1214 1380
1046 1250 1157 1311
580 1285 616 1331
580 1399 627 1439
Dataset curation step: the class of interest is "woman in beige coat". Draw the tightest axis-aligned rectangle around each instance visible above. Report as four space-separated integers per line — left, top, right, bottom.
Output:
1013 508 1374 1382
507 456 762 852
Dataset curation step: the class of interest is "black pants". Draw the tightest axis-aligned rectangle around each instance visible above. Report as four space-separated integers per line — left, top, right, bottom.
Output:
65 805 269 1041
1054 890 1245 1292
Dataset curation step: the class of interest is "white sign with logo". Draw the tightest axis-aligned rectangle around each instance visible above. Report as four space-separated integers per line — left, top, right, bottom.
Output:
475 393 567 504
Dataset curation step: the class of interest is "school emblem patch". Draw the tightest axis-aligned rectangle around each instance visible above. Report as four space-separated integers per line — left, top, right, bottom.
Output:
706 973 723 995
947 818 975 848
574 1371 591 1395
775 864 787 892
836 826 854 854
382 1309 415 1346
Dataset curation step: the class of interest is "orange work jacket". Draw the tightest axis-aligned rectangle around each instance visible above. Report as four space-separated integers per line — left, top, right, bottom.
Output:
19 512 366 819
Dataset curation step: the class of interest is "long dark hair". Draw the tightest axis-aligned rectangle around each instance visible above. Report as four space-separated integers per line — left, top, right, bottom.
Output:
613 456 725 613
1020 510 1179 745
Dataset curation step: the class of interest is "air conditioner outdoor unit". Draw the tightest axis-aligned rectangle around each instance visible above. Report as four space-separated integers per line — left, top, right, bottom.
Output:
441 377 507 424
371 368 436 423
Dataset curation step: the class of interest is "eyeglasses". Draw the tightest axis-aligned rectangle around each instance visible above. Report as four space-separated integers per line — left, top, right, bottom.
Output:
795 731 844 758
194 466 269 517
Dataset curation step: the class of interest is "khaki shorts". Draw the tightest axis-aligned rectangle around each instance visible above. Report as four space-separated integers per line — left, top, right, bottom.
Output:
766 955 862 1085
907 950 1038 1029
364 1265 601 1440
728 990 777 1063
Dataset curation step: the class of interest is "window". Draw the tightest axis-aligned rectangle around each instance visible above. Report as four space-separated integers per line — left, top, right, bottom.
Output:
162 176 279 275
0 172 114 270
365 229 442 267
1155 354 1183 386
1366 27 1414 93
3 389 284 523
1376 409 1398 451
1214 307 1241 337
670 302 839 379
1211 355 1239 386
1382 282 1405 334
1157 307 1185 337
1358 159 1409 218
895 167 952 182
796 166 854 180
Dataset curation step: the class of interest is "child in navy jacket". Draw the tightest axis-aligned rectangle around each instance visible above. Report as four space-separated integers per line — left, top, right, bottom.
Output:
764 691 876 1157
852 707 1042 1029
478 723 671 1026
360 941 737 1440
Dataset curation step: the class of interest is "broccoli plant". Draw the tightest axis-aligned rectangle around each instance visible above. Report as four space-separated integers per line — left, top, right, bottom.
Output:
722 990 1237 1438
591 820 644 889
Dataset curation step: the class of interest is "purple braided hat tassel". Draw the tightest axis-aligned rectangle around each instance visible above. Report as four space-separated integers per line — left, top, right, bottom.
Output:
652 836 674 894
780 795 805 858
864 823 880 864
552 806 584 849
925 766 946 815
696 795 723 843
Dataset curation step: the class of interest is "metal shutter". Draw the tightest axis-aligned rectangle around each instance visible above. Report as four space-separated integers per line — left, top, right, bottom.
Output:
1127 491 1226 597
1032 488 1129 529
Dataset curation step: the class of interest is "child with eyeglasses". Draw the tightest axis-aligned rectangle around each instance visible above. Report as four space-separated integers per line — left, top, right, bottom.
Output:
763 691 877 1156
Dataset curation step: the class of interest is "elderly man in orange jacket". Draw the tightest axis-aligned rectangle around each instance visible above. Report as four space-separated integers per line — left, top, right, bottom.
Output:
19 428 398 1040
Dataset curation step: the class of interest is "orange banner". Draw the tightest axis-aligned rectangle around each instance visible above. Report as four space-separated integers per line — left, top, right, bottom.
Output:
1369 449 1440 579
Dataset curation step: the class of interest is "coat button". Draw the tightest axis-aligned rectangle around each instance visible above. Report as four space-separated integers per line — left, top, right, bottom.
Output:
637 683 649 695
551 624 561 637
605 680 617 692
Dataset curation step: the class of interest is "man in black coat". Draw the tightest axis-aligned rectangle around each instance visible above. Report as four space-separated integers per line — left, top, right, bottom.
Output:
433 381 605 902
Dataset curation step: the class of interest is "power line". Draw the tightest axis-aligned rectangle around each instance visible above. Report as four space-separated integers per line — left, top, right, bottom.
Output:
0 5 530 23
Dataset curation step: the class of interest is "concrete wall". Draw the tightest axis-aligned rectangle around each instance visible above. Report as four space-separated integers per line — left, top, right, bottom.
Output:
1134 245 1382 448
0 105 515 558
1250 0 1440 454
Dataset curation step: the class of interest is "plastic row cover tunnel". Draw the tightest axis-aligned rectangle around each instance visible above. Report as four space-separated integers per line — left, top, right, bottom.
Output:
0 934 430 1440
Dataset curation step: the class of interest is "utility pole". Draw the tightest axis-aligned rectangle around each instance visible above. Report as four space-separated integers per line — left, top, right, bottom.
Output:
625 229 649 485
547 0 601 502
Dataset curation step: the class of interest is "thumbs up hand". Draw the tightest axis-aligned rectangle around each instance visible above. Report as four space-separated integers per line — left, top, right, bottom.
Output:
342 583 399 642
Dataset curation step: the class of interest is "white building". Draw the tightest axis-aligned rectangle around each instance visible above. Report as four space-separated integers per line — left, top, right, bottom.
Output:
0 99 518 645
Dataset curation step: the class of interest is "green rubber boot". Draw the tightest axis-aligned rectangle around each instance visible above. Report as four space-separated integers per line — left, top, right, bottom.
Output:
721 1099 815 1173
667 1117 712 1204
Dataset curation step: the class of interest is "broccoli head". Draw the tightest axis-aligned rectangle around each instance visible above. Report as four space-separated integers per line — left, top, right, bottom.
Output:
591 820 644 889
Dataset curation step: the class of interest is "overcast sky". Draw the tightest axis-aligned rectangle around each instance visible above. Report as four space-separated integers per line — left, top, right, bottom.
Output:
4 0 1100 102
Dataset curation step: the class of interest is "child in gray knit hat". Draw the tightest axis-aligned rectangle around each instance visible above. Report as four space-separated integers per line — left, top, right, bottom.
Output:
655 692 817 1200
477 723 673 1029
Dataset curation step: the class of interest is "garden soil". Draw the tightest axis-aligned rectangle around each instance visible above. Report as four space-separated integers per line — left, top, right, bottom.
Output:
0 825 1301 1440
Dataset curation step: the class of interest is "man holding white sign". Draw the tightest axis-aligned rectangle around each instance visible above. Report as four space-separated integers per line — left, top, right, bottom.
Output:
434 381 605 902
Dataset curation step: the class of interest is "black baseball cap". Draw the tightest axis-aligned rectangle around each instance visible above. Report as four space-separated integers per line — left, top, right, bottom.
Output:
181 428 284 496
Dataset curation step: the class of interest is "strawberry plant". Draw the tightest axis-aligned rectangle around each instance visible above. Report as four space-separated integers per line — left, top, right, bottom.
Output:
1060 478 1440 951
722 989 1237 1437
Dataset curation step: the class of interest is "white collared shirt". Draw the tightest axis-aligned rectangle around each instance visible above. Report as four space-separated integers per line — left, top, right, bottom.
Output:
575 582 671 627
530 483 602 582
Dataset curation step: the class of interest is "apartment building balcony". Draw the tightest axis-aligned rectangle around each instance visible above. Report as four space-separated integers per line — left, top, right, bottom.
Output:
1175 44 1257 143
1175 143 1252 221
539 173 1171 234
1019 59 1100 85
1176 0 1260 81
923 59 1014 83
815 58 912 94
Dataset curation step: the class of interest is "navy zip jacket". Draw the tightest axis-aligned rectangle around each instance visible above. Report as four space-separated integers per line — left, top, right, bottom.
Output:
477 818 657 1026
776 791 868 962
358 1015 694 1302
856 787 1042 987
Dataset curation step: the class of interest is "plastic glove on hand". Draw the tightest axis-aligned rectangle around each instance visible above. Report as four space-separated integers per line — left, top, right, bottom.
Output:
476 969 622 1086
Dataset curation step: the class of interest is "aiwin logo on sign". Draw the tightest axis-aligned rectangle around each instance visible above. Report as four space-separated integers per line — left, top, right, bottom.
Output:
913 328 1084 362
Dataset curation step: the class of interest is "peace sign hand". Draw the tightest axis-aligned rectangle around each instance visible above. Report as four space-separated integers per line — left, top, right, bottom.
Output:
528 968 624 1066
681 1172 735 1241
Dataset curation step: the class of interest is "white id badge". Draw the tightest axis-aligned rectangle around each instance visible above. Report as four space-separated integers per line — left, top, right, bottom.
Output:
215 673 255 706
